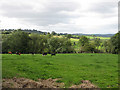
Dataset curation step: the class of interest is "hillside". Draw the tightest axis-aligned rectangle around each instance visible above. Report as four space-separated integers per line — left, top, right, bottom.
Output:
1 29 114 37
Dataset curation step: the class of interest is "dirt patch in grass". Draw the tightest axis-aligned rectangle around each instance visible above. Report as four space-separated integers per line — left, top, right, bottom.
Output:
2 77 64 88
70 80 98 88
2 78 98 88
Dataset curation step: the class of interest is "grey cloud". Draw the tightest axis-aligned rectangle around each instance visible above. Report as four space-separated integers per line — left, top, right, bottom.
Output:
90 2 117 14
0 1 80 26
23 18 70 26
0 0 118 34
95 24 118 34
45 2 79 12
55 24 118 34
51 24 84 33
102 24 117 30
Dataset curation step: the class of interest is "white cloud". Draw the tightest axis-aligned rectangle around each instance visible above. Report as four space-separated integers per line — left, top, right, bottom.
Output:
0 0 118 34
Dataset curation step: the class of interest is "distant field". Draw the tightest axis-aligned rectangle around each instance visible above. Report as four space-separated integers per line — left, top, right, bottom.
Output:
86 36 110 40
2 54 118 88
70 38 79 42
70 36 110 43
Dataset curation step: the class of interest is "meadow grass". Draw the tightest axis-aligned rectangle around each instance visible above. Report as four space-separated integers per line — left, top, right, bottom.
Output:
86 36 110 40
70 38 79 42
70 36 110 43
2 54 118 88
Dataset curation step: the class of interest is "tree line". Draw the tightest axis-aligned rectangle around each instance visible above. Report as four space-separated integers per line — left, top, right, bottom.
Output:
2 30 119 54
2 30 74 54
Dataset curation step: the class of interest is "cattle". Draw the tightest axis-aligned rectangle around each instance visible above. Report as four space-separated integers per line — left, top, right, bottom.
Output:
19 53 21 55
51 53 56 56
42 53 47 56
31 52 35 55
16 52 21 55
8 51 12 55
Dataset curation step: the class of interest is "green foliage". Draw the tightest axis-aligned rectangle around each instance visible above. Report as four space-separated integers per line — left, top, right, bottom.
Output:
78 36 89 46
103 40 111 53
3 30 30 53
2 35 11 53
2 30 118 54
2 31 11 34
81 44 96 53
66 34 72 39
60 38 74 53
28 34 48 53
2 30 74 54
51 31 56 35
47 37 61 53
109 32 119 54
93 38 101 49
47 37 74 53
43 32 46 35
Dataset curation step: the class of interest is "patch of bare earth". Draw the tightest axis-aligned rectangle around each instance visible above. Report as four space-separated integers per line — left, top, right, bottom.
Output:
70 80 98 88
2 77 64 88
2 78 98 88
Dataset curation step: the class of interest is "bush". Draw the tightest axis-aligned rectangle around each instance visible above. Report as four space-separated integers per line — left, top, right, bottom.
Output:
81 44 96 53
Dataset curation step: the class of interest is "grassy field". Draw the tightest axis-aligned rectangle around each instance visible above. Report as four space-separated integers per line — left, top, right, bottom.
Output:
2 54 118 88
70 38 79 42
71 35 110 40
70 36 110 43
86 36 110 40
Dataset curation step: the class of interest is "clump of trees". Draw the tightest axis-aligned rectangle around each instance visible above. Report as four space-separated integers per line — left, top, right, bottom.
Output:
78 36 96 53
77 32 119 54
2 30 74 54
103 32 119 54
2 29 119 54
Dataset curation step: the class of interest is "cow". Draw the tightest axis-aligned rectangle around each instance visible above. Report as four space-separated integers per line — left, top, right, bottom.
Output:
31 52 35 55
8 51 12 55
19 53 21 55
42 53 47 56
16 52 21 55
51 53 56 56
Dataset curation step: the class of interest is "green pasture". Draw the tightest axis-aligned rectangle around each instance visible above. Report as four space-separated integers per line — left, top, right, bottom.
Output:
71 35 110 40
70 36 110 43
2 54 118 88
86 36 110 40
70 38 79 42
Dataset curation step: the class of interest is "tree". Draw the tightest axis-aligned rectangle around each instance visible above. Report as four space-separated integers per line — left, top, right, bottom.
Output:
8 30 30 53
46 32 52 38
2 35 10 53
109 32 120 54
78 36 89 47
51 31 56 35
103 40 111 53
61 38 74 53
47 32 50 34
47 37 74 53
43 32 46 35
81 44 96 53
66 34 72 39
47 37 61 53
28 34 48 53
103 32 120 54
93 38 101 49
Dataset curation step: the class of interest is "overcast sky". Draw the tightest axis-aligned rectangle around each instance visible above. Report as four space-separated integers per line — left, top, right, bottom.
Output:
0 0 119 34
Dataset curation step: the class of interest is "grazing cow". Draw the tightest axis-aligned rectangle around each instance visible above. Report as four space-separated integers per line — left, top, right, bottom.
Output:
42 53 47 56
19 53 21 55
51 53 56 56
16 52 18 55
8 51 12 55
31 52 35 55
16 52 21 55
